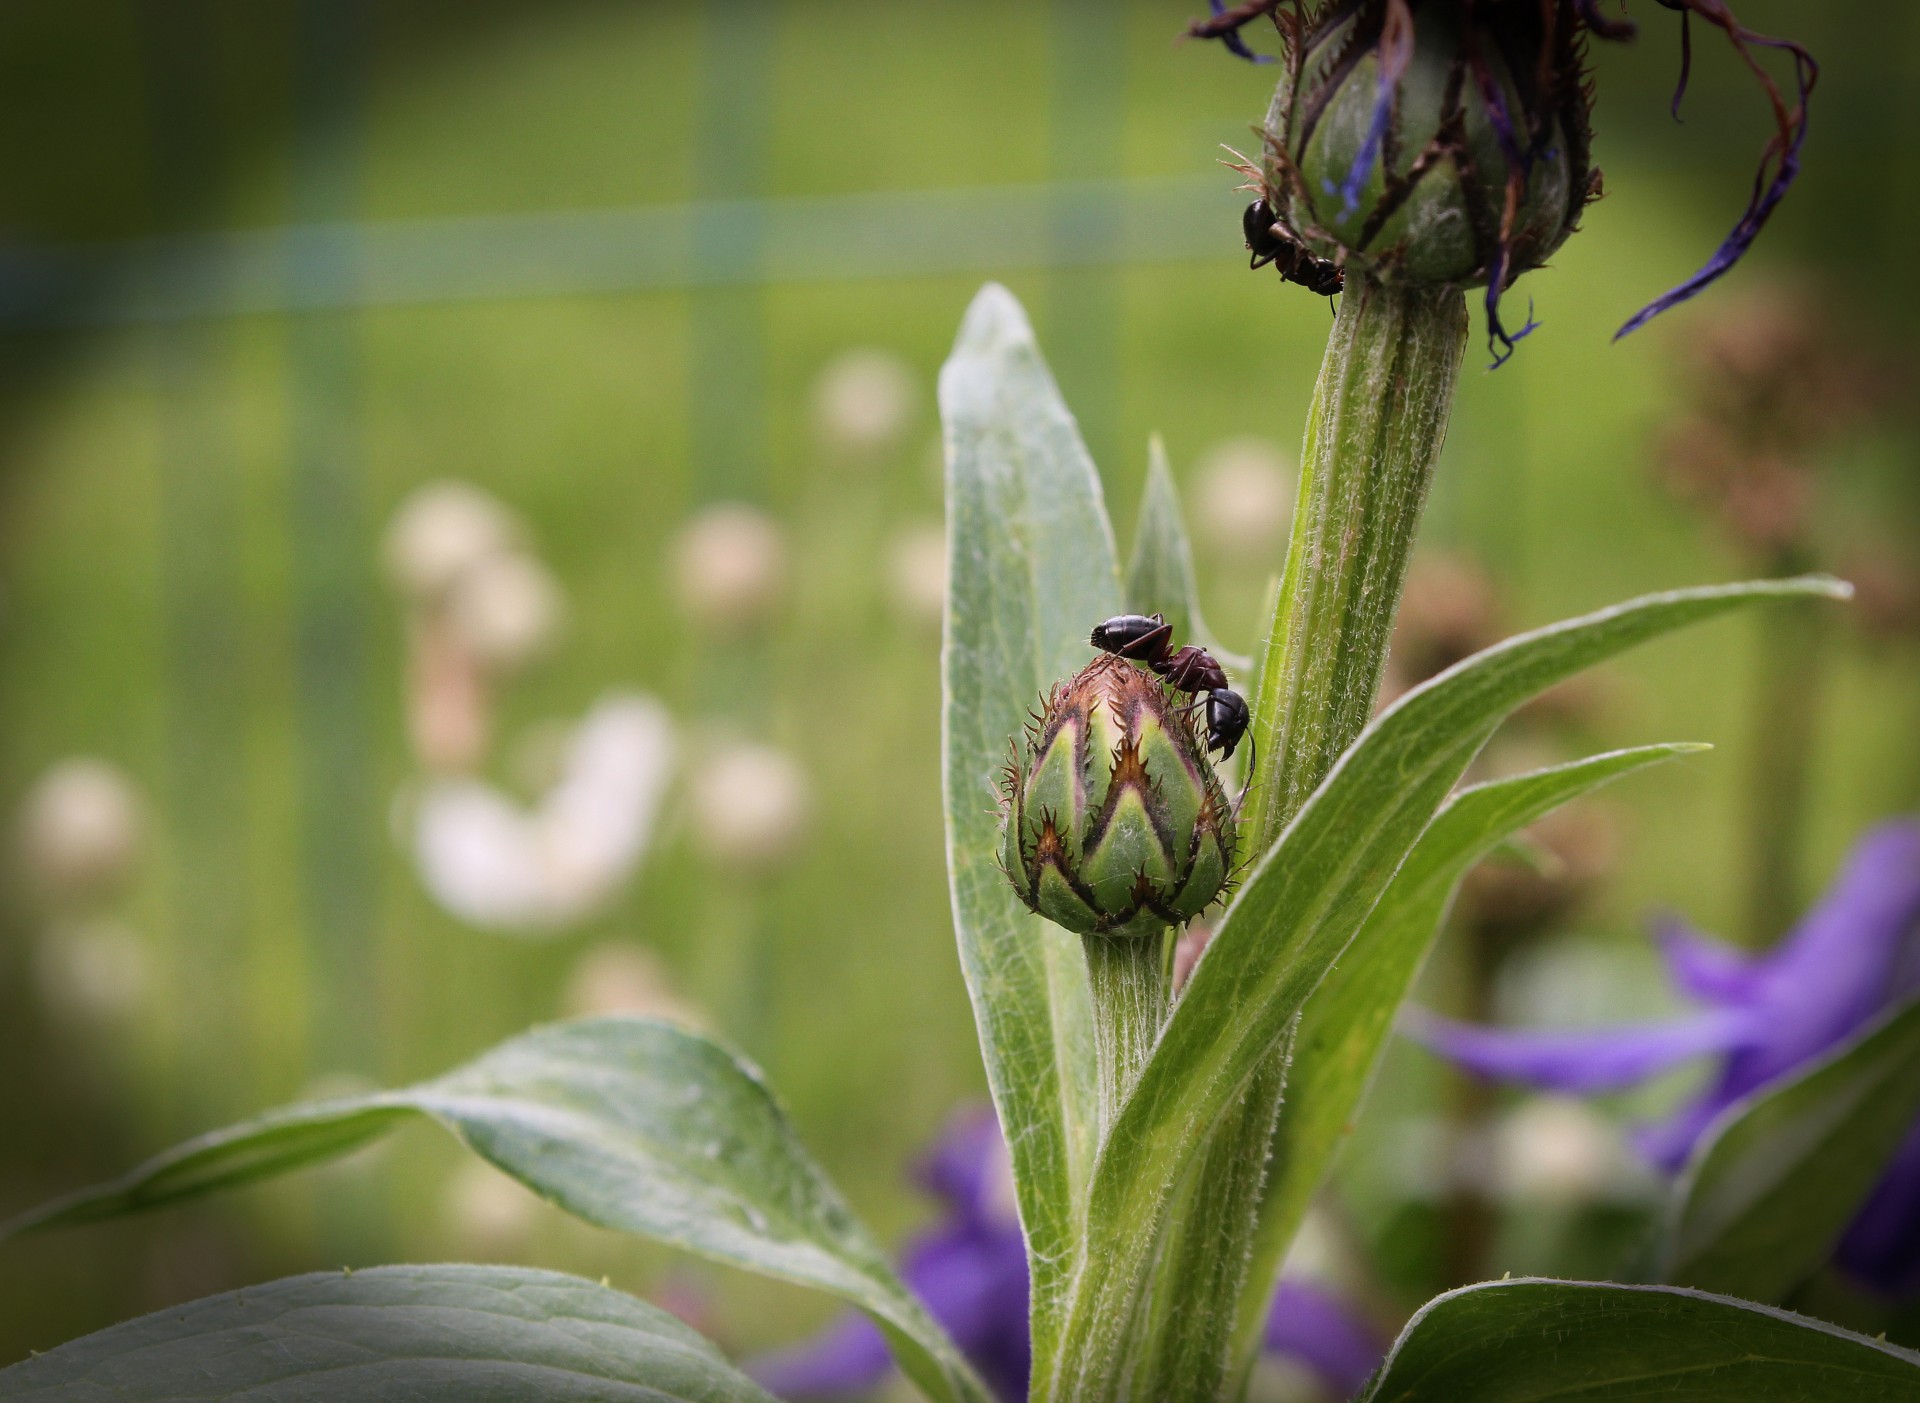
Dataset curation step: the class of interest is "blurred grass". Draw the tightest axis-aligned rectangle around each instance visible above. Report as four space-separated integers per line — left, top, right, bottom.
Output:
0 0 1917 1370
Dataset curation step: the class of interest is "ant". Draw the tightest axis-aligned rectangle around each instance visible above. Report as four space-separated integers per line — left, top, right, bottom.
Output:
1244 198 1345 300
1089 613 1252 764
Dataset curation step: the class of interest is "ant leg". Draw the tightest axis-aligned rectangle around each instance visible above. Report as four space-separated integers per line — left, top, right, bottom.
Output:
1231 733 1259 818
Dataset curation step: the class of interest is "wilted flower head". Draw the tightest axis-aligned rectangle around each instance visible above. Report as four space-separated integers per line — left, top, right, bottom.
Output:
671 503 790 633
1206 1 1815 362
16 758 144 906
561 941 704 1028
886 522 948 626
752 1107 1383 1403
1384 554 1501 702
383 480 524 603
687 741 812 872
1656 285 1899 560
1456 803 1616 951
1408 818 1920 1296
812 348 920 455
1194 436 1296 562
442 550 567 675
1000 654 1236 939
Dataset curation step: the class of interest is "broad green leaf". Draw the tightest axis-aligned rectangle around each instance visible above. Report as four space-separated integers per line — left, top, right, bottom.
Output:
0 1265 775 1402
1231 744 1707 1373
939 283 1119 1340
1125 437 1247 674
1661 994 1920 1302
2 1019 990 1403
1361 1278 1920 1402
1044 576 1847 1397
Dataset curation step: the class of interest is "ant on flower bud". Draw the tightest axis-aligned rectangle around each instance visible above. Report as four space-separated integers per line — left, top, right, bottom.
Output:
1243 199 1345 301
1089 613 1252 763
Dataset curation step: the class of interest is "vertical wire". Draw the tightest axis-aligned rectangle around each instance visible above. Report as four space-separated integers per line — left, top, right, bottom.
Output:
1049 0 1128 478
287 0 379 1084
689 0 781 1052
138 0 253 1126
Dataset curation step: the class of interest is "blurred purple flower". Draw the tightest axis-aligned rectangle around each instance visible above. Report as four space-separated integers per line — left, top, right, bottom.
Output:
1406 818 1920 1296
751 1107 1384 1401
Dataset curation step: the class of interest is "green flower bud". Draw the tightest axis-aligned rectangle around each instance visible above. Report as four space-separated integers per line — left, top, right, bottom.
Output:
999 655 1236 938
1257 0 1597 359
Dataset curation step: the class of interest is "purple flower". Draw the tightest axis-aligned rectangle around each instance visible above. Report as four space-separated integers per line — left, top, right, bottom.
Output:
1406 819 1920 1296
751 1107 1384 1401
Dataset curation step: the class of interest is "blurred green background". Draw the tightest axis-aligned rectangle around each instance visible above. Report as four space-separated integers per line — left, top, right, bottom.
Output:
1 0 1917 1380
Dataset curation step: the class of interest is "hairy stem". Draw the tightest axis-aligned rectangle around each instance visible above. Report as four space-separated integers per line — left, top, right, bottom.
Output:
1082 932 1171 1137
1244 273 1468 851
1145 271 1467 1401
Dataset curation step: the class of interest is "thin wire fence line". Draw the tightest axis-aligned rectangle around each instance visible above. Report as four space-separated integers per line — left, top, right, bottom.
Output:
0 174 1239 329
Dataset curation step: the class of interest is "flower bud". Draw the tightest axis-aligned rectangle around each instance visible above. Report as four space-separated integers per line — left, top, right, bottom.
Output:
1000 655 1236 938
1258 0 1595 358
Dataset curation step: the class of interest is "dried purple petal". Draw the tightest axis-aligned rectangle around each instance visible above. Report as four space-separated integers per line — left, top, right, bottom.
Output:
1614 2 1819 338
1189 0 1278 65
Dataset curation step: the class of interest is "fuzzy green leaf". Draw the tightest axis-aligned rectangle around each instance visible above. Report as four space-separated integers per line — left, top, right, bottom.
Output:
1231 743 1708 1373
1043 576 1848 1399
0 1265 775 1402
1 1019 989 1403
1361 1278 1920 1402
1661 994 1920 1302
939 283 1120 1344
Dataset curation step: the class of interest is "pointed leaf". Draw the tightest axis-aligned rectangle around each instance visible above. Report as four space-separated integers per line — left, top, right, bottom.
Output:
1125 436 1202 648
939 283 1120 1340
1047 577 1847 1394
1362 1279 1920 1402
1125 437 1246 673
1661 994 1920 1302
0 1265 775 1402
3 1019 990 1403
1232 744 1707 1368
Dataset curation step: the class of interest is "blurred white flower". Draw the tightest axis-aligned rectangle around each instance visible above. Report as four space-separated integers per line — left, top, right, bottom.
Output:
1493 1096 1651 1205
1494 933 1674 1030
17 758 144 905
383 480 523 603
1278 1208 1344 1285
445 1159 541 1256
562 941 703 1027
443 550 566 674
887 523 947 625
1195 438 1296 562
687 742 811 872
413 693 677 933
671 503 789 633
813 348 919 454
34 918 151 1023
1244 1355 1335 1403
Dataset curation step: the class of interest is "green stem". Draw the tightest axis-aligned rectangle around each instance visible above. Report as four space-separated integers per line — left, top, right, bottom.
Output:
1133 271 1467 1401
1244 273 1468 852
1742 559 1827 947
1082 932 1171 1137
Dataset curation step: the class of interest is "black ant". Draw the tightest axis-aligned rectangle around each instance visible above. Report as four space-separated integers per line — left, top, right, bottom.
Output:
1243 199 1345 300
1089 613 1252 764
